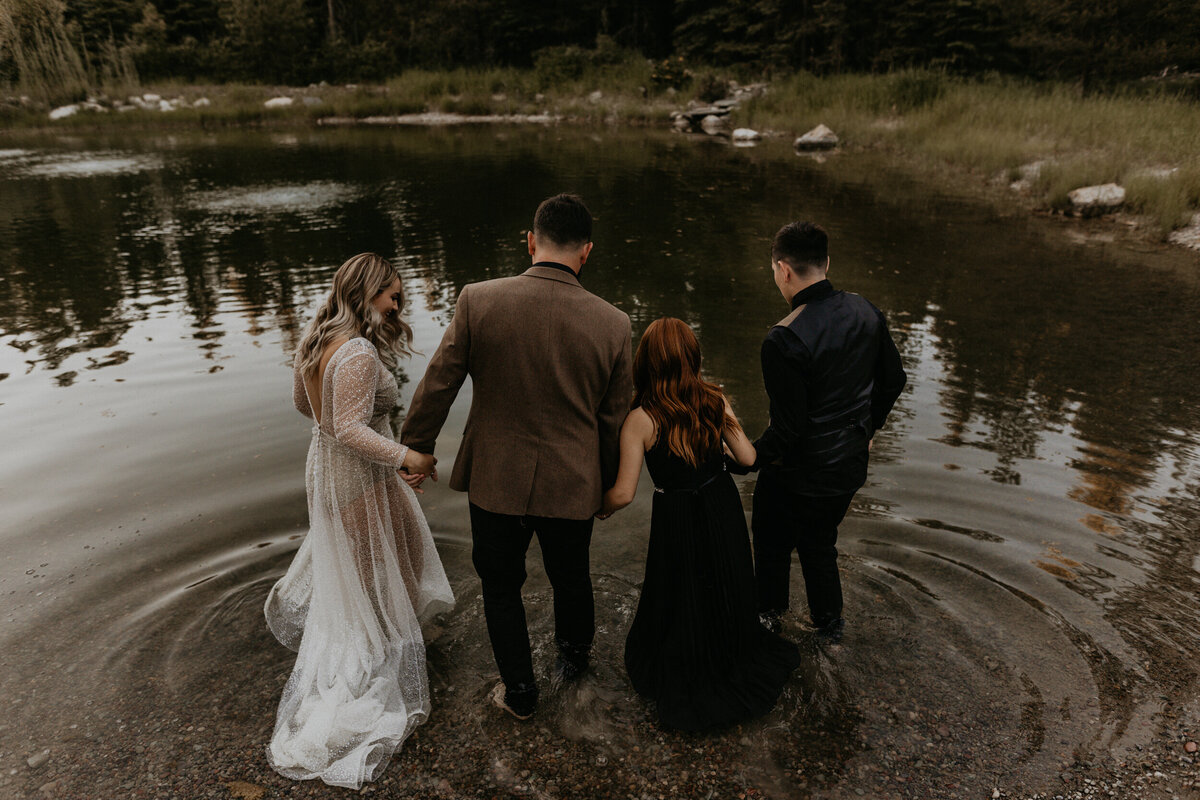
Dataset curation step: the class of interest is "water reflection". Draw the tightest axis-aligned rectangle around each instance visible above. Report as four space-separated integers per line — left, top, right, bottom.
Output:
1 127 1198 797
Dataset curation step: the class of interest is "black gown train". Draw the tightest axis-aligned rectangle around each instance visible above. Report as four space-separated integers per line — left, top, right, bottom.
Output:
624 438 801 731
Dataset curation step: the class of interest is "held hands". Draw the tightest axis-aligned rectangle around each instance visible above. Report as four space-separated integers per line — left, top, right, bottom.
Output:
595 487 627 520
400 450 438 494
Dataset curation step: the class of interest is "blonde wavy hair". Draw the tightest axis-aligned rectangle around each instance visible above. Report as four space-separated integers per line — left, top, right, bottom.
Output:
295 253 414 376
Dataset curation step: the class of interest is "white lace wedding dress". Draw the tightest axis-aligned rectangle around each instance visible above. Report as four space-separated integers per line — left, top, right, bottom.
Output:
265 337 454 789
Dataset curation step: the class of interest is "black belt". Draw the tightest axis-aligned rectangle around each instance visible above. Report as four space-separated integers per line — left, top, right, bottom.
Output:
653 463 727 495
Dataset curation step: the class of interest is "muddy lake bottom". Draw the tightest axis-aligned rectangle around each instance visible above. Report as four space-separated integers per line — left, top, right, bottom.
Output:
5 528 1200 800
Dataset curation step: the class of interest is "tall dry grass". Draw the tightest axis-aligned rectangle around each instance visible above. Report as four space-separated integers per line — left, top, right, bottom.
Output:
1 0 138 106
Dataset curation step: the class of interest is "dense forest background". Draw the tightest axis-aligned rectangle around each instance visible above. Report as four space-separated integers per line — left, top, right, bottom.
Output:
3 0 1200 93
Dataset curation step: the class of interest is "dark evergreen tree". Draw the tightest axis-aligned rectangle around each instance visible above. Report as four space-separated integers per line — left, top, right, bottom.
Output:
33 0 1200 86
64 0 142 51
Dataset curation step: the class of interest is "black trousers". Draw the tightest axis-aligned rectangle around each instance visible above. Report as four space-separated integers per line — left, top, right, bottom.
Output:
469 503 594 705
751 470 855 628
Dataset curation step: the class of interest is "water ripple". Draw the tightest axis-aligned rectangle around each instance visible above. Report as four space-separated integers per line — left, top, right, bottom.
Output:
10 150 165 179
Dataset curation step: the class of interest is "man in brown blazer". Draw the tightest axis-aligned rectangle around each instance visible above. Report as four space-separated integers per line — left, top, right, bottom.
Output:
400 194 633 719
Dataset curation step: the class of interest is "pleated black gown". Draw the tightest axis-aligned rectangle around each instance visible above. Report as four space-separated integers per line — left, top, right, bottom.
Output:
624 439 801 731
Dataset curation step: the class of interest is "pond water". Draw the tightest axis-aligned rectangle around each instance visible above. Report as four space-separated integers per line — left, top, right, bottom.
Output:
1 126 1198 799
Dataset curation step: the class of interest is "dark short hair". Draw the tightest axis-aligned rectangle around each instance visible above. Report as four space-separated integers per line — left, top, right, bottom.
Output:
533 193 592 247
772 221 828 273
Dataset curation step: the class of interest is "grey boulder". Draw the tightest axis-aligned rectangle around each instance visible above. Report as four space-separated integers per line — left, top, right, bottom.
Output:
793 124 838 150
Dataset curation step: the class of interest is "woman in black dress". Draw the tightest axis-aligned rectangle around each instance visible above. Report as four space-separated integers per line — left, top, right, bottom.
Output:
599 317 800 731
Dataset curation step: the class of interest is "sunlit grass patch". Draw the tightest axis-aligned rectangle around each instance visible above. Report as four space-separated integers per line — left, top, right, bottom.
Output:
1124 162 1200 236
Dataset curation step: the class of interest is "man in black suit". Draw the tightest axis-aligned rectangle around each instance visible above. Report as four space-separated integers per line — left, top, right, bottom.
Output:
750 221 907 642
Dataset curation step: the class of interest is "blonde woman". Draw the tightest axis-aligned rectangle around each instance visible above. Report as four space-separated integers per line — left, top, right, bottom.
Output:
265 253 454 789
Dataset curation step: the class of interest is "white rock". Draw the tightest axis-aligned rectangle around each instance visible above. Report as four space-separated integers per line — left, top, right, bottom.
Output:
588 90 604 103
158 100 176 112
48 105 79 120
301 96 323 106
491 92 506 102
731 128 761 141
794 124 838 150
264 96 294 108
672 116 691 131
26 749 50 769
193 97 211 107
1167 213 1200 251
700 114 728 135
142 93 161 103
1067 183 1125 216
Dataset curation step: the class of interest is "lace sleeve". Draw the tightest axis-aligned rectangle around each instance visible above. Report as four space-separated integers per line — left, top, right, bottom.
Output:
330 349 409 468
293 363 314 420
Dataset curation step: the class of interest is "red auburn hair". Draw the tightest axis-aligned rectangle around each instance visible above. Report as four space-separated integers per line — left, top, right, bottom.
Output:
633 317 740 467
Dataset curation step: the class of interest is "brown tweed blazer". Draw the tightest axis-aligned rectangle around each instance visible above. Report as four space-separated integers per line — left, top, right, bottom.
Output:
400 265 633 520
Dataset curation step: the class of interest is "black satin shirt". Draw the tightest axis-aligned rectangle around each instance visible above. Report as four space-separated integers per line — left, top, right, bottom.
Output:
751 279 907 496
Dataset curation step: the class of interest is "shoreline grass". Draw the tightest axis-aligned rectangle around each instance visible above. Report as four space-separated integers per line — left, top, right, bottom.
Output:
3 67 1198 239
735 71 1200 237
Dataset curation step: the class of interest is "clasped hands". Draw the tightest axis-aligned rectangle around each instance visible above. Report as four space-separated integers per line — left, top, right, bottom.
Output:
400 450 437 493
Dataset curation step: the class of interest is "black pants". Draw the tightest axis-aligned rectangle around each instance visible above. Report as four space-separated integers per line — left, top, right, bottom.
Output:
469 503 594 708
751 470 854 628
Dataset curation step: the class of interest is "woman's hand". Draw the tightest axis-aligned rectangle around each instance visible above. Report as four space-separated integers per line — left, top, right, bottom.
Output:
400 469 430 493
595 491 621 520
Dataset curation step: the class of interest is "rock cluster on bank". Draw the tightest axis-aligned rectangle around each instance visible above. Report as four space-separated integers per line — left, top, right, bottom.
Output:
668 86 842 157
669 82 767 137
47 93 211 119
42 86 341 120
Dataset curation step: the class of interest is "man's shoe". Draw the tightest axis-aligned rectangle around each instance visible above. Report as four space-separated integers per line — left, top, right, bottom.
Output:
814 617 845 644
490 682 534 720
